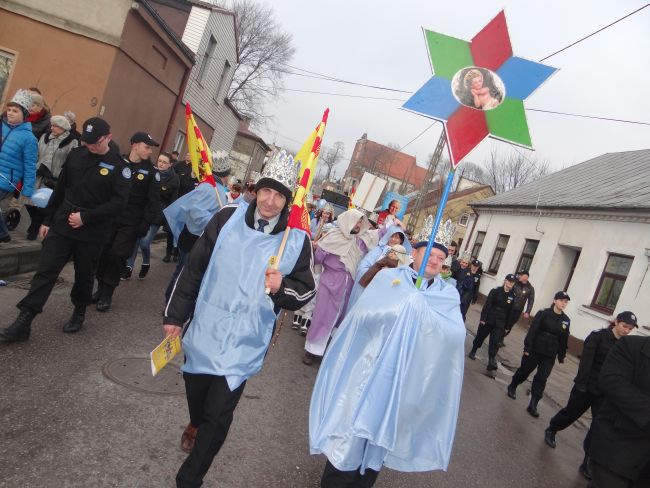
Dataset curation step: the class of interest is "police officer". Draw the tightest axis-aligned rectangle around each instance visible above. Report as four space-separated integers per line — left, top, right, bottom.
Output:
507 291 571 418
468 273 516 371
503 269 535 340
94 132 161 311
173 151 196 197
0 118 131 341
457 258 482 320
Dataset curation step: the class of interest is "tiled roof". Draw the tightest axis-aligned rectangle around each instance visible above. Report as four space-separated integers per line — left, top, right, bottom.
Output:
472 150 650 210
356 140 427 187
406 184 494 213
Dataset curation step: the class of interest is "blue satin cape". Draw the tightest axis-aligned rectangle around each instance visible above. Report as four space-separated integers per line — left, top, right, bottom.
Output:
181 202 305 390
310 266 466 473
163 181 229 246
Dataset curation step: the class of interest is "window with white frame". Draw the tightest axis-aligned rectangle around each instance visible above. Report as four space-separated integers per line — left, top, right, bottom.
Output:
458 213 470 227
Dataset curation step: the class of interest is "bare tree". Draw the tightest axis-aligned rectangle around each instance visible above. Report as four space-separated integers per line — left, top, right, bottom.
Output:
319 141 345 181
482 147 549 193
226 0 295 123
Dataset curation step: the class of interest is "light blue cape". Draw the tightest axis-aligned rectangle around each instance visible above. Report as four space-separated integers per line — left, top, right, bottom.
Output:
310 266 466 473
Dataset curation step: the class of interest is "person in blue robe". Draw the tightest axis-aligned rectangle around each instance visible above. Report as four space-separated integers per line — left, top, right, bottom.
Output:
310 221 465 487
162 151 316 488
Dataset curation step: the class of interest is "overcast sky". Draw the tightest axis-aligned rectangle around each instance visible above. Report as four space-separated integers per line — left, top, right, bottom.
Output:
252 0 650 178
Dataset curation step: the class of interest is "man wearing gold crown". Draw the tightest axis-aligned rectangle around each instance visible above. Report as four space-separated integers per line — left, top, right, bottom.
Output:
309 217 465 487
162 150 316 488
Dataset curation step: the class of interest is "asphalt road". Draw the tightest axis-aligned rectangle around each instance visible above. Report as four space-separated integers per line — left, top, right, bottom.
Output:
0 242 590 488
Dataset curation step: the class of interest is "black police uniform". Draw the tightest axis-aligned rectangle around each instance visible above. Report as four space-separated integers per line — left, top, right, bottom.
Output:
173 160 196 196
95 157 161 303
470 285 515 367
16 146 130 317
457 268 482 321
505 280 535 334
509 307 570 401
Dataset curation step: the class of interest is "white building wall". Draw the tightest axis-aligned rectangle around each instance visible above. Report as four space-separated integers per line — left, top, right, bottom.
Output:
471 211 650 340
181 6 210 54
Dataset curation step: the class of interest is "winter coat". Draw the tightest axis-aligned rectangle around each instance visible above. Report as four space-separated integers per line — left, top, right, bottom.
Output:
480 286 515 327
523 307 570 361
0 120 38 197
573 327 618 395
35 131 78 189
154 169 179 226
589 336 650 481
512 281 535 312
27 109 51 140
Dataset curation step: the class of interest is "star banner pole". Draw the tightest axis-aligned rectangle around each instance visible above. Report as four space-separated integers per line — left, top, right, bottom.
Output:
403 10 557 287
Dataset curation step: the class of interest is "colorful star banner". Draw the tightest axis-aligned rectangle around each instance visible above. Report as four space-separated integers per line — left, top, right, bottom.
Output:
402 11 557 167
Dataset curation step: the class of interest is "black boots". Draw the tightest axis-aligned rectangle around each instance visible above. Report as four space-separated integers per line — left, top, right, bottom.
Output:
487 355 498 371
0 310 36 342
96 288 113 312
468 347 477 360
162 253 172 263
138 264 150 279
544 428 556 448
507 384 517 399
527 396 541 418
579 455 592 480
63 306 86 333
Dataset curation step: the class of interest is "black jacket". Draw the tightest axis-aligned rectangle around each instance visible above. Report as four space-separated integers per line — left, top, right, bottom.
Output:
173 161 196 196
164 201 316 326
114 157 161 235
512 281 535 313
43 146 131 243
457 269 481 305
524 307 570 361
589 336 650 481
480 286 515 327
154 169 179 226
573 328 618 395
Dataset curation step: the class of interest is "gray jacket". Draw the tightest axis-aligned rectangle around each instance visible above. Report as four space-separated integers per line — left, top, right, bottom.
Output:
35 130 78 189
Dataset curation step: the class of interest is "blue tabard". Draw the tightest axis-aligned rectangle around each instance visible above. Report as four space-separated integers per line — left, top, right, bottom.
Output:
163 181 229 246
181 202 305 390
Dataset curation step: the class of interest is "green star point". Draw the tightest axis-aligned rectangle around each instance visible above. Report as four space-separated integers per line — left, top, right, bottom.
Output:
485 98 532 148
424 30 473 80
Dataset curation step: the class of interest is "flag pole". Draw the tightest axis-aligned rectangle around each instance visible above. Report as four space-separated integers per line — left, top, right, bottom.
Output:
415 166 456 289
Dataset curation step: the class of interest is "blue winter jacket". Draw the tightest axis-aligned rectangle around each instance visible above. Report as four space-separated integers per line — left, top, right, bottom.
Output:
0 120 38 197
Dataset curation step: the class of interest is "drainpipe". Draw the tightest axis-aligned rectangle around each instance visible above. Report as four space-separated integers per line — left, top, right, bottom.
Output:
161 66 192 151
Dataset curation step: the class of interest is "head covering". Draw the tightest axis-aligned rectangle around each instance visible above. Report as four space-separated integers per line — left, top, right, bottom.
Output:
388 244 411 267
518 269 530 276
379 224 412 255
63 111 76 124
554 291 570 301
413 217 455 257
615 311 638 327
81 117 110 144
50 115 71 131
505 273 517 282
321 202 335 217
317 209 378 276
255 150 297 202
458 251 472 263
7 89 32 118
213 156 231 178
130 132 159 146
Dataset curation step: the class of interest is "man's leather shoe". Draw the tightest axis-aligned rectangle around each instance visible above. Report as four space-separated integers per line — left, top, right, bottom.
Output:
180 423 197 453
96 295 112 312
544 429 556 448
0 310 35 342
507 384 517 399
63 307 86 333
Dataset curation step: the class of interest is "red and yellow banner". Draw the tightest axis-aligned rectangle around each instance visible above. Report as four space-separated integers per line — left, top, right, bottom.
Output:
186 103 215 186
287 108 329 232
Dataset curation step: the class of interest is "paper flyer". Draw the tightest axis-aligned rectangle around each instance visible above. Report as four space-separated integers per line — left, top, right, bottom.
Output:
150 336 182 376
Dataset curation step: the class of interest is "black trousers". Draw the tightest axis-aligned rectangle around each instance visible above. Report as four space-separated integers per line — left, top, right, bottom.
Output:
18 231 103 314
95 223 138 293
590 459 650 488
321 460 379 488
25 204 45 236
510 352 555 399
505 308 523 334
176 373 246 488
472 321 505 357
549 386 602 452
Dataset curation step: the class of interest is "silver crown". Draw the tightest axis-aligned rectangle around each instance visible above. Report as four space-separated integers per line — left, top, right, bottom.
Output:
212 155 231 175
443 255 453 267
10 89 33 111
261 150 297 193
321 202 334 215
459 250 472 263
413 216 455 249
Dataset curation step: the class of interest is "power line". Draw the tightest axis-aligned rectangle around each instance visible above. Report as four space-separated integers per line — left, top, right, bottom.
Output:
539 4 649 62
527 108 650 126
283 87 406 101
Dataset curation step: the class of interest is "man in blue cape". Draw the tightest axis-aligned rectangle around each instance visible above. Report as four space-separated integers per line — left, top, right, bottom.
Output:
163 151 316 488
309 218 465 487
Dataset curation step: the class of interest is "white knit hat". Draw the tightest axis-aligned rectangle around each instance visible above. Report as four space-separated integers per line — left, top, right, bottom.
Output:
50 115 71 131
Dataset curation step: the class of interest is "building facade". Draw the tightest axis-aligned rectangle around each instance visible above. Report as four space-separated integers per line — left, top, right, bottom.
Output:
341 134 427 196
0 0 194 151
465 150 650 347
229 120 270 182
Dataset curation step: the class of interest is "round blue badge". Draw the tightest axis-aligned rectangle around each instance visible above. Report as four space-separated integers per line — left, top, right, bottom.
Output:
122 167 132 179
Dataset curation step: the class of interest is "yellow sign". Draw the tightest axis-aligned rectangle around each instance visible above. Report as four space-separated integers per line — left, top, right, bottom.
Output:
99 168 109 176
150 335 182 376
137 173 145 180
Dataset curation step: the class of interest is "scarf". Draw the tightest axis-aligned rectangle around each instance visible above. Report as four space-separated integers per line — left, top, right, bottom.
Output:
317 209 379 276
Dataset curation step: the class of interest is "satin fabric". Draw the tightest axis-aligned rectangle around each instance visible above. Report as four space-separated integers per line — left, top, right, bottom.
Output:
310 266 466 473
347 225 412 313
163 181 228 246
181 202 305 390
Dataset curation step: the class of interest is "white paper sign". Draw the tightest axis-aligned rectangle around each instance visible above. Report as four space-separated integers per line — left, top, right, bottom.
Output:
352 172 387 212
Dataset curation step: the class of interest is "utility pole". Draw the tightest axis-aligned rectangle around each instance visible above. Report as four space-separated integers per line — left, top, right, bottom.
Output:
406 128 447 233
